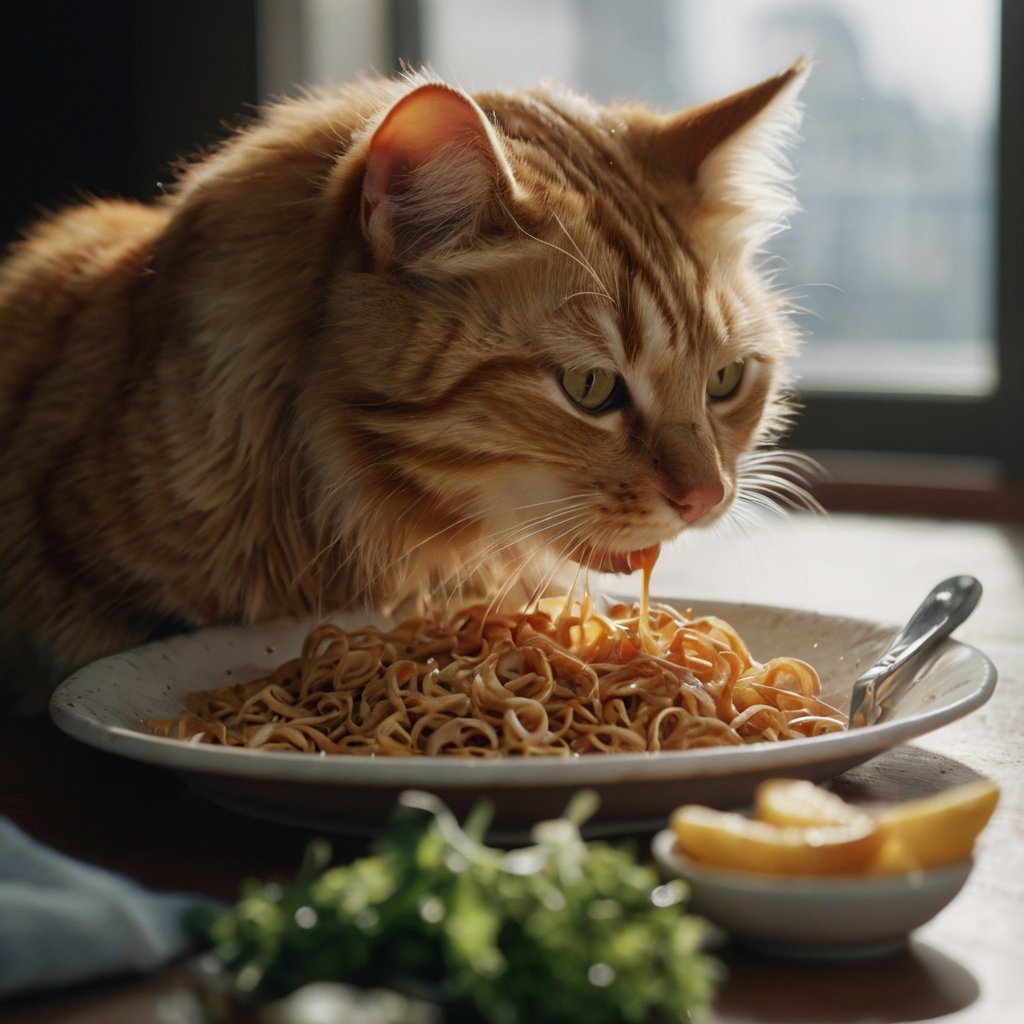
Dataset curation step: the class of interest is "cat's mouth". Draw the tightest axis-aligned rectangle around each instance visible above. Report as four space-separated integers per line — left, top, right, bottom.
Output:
580 544 661 575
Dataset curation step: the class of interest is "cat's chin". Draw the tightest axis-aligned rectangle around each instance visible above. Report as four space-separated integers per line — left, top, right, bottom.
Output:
579 543 662 576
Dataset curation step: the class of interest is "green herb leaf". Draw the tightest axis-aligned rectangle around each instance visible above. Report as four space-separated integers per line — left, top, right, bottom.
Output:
194 790 720 1022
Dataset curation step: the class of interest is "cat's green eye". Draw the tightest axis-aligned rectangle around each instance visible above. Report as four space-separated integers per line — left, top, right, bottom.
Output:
560 366 624 413
706 359 745 401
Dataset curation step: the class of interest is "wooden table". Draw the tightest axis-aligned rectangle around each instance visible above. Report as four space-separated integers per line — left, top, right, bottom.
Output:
2 512 1022 1023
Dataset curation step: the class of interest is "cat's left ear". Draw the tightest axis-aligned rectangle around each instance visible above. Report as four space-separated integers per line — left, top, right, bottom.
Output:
361 82 518 272
644 59 810 257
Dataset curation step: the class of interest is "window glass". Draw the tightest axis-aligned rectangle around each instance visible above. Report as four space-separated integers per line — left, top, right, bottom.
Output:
421 0 999 396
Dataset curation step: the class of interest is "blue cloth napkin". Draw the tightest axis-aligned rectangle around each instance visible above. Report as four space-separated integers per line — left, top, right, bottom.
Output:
0 817 214 999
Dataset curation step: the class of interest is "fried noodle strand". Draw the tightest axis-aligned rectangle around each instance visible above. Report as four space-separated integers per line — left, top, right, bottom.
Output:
147 599 846 756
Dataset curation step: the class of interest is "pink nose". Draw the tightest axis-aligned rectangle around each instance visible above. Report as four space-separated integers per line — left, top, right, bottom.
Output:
663 480 725 525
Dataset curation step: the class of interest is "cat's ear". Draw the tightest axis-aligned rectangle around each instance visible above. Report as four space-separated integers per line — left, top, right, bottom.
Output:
645 60 810 257
361 82 517 272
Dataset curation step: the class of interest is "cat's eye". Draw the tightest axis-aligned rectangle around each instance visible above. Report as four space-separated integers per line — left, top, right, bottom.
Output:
706 359 745 401
559 366 625 413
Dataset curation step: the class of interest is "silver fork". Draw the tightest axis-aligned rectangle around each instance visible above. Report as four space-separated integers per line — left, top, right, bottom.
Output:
847 575 983 729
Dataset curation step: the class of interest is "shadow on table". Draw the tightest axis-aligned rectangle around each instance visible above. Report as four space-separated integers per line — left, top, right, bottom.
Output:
709 938 978 1023
830 743 989 806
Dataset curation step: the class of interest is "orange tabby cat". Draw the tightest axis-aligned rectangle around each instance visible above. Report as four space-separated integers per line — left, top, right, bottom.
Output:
0 63 811 714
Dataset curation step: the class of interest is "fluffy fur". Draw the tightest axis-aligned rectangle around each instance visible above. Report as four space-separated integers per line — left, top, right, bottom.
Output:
0 64 812 714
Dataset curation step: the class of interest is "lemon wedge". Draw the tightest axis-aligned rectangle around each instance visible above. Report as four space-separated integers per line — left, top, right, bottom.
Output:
670 777 1000 877
868 779 1000 873
670 803 880 876
754 777 866 829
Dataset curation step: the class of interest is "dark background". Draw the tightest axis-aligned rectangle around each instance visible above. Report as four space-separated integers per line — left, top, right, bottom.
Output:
1 1 260 245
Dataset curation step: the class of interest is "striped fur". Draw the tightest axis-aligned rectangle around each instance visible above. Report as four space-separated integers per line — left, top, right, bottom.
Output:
0 65 808 713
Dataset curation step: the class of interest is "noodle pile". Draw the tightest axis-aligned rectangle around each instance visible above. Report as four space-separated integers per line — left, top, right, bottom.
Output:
147 597 845 757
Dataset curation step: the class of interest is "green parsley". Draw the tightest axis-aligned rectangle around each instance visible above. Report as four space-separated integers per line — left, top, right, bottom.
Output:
188 791 719 1022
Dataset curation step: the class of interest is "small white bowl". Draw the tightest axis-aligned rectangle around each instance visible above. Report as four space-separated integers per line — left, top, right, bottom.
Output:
651 829 974 959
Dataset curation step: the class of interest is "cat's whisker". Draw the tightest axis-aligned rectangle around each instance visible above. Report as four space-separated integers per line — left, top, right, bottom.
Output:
361 490 595 616
534 520 614 610
479 558 532 621
469 530 558 621
343 485 597 614
523 553 574 611
729 449 826 533
532 538 589 610
441 505 592 603
439 501 596 616
741 448 823 472
495 196 615 306
553 290 616 312
478 502 593 551
747 478 823 514
408 496 592 588
466 494 595 552
490 526 590 619
549 209 616 306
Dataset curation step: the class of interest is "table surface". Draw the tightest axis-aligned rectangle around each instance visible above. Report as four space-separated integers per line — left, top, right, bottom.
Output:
2 512 1022 1024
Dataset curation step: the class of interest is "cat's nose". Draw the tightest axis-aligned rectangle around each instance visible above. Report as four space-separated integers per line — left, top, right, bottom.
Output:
662 480 725 524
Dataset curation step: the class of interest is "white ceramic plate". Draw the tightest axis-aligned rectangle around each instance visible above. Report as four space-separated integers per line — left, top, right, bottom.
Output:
651 828 974 958
49 598 997 837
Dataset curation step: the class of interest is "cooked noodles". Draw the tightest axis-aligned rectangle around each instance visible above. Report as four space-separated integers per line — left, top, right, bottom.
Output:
146 592 845 757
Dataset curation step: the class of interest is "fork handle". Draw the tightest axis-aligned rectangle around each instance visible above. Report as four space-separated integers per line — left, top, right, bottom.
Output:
848 575 982 727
